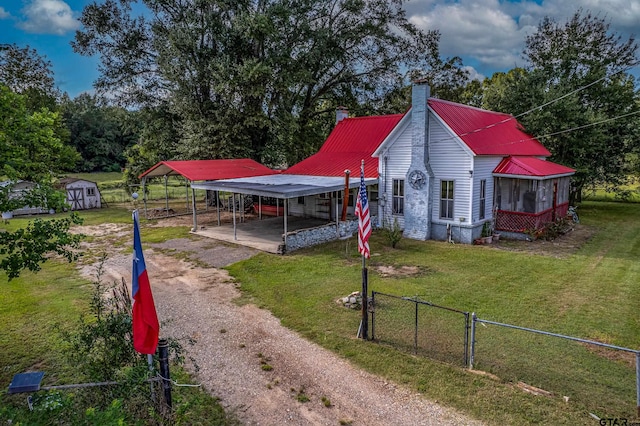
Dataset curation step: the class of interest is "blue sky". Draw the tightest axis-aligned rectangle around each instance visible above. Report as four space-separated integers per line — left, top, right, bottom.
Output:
1 0 638 98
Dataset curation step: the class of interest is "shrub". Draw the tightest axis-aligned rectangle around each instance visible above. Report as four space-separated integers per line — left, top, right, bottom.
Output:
382 218 402 248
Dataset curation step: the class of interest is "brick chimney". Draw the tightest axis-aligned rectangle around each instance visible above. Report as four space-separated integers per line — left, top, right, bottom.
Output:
335 106 349 124
403 79 434 240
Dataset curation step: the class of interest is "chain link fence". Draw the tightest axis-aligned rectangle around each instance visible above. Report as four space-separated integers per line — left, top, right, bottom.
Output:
370 292 469 367
368 292 640 417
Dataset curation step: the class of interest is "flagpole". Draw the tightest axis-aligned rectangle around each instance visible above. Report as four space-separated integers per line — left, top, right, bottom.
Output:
360 160 369 340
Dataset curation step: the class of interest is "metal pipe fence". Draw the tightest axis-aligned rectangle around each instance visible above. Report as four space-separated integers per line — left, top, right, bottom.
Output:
370 291 469 367
469 312 640 417
369 292 640 417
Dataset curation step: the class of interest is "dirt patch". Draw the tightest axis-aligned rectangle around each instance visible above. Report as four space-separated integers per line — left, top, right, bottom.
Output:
491 224 595 258
374 265 426 278
75 223 483 426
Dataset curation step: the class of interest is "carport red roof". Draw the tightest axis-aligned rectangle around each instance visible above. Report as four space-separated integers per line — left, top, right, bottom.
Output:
284 114 404 178
428 98 551 156
493 156 575 178
139 159 276 181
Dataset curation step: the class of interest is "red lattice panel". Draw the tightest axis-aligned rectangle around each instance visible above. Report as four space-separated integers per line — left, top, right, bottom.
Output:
496 204 567 233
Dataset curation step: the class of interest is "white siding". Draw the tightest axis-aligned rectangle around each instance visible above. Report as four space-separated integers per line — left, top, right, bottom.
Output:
471 156 503 224
429 115 474 226
378 119 411 229
65 180 102 209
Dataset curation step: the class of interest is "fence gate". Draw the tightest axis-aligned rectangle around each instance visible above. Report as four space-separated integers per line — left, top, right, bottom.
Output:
371 292 470 366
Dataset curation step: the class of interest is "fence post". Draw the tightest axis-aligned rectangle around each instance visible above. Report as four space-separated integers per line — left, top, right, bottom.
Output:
469 312 476 369
158 339 172 410
414 298 418 354
463 312 469 367
371 292 376 340
636 352 639 418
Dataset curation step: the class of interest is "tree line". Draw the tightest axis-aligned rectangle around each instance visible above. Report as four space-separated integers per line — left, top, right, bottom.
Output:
1 4 639 203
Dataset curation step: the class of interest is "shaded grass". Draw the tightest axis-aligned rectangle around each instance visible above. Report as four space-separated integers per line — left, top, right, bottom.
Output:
228 200 640 424
0 211 231 425
0 263 90 388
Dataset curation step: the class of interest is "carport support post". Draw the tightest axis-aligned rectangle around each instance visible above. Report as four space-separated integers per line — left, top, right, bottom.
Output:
185 180 189 212
283 198 288 246
232 193 237 240
216 191 221 226
164 175 169 217
142 177 148 219
191 187 197 232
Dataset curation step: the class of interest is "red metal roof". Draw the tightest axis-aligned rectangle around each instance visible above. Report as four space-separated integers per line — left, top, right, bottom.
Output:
139 159 276 181
428 98 551 156
284 114 404 178
493 156 575 177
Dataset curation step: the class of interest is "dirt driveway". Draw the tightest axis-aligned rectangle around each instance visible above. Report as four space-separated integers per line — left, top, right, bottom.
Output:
76 222 482 426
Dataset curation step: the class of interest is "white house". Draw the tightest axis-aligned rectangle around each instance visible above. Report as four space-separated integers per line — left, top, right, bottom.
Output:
372 80 574 243
167 80 575 249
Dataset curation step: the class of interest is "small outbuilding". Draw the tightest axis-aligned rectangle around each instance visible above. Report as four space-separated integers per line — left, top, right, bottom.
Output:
0 180 46 216
58 178 102 210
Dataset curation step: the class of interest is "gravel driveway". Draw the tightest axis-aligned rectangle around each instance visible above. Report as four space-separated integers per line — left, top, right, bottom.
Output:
77 224 483 426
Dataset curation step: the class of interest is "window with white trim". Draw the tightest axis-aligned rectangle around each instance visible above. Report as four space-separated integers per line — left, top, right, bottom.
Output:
440 180 454 219
392 179 404 215
479 179 486 220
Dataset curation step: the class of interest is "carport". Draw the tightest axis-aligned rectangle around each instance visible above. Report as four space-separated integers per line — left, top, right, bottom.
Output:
138 159 277 219
190 174 377 252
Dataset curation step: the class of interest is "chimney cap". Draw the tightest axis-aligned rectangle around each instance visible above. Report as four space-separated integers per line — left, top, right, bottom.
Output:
412 77 430 85
336 106 348 110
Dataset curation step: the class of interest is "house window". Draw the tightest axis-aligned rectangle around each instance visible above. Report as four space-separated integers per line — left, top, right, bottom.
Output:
479 179 486 220
392 179 404 215
440 180 454 219
86 187 95 196
297 196 305 205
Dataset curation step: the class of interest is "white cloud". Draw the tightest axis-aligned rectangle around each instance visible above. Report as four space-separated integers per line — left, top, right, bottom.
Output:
406 0 639 76
0 7 10 19
409 0 531 70
18 0 80 35
463 66 485 82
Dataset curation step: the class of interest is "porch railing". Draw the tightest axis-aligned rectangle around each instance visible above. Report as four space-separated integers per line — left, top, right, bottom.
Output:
495 202 569 233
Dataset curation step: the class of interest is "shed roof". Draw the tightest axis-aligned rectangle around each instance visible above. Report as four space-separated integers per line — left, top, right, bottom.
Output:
57 177 98 186
284 114 404 178
493 156 575 179
428 98 551 156
139 159 277 181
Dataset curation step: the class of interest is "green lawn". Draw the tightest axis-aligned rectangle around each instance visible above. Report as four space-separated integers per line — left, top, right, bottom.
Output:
0 207 230 425
227 200 640 425
2 200 639 424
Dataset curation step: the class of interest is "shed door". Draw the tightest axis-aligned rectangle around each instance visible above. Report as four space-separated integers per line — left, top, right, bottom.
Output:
68 188 84 210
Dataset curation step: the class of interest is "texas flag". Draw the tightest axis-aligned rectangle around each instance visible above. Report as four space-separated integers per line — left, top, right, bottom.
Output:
132 210 159 354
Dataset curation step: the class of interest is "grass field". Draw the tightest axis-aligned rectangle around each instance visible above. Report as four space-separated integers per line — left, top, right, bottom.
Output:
0 207 231 425
227 200 640 425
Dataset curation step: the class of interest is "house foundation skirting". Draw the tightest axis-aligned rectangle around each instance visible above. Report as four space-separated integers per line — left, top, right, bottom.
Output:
284 216 378 252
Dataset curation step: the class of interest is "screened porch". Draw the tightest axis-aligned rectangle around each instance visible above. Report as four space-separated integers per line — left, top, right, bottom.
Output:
494 176 571 233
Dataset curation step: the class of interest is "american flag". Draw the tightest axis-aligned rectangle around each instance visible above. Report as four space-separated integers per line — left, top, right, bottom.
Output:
354 161 371 258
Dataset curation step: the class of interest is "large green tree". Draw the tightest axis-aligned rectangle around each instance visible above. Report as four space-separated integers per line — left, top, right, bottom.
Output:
483 11 639 202
0 86 83 280
0 44 59 112
0 85 78 182
61 93 140 172
73 0 439 168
